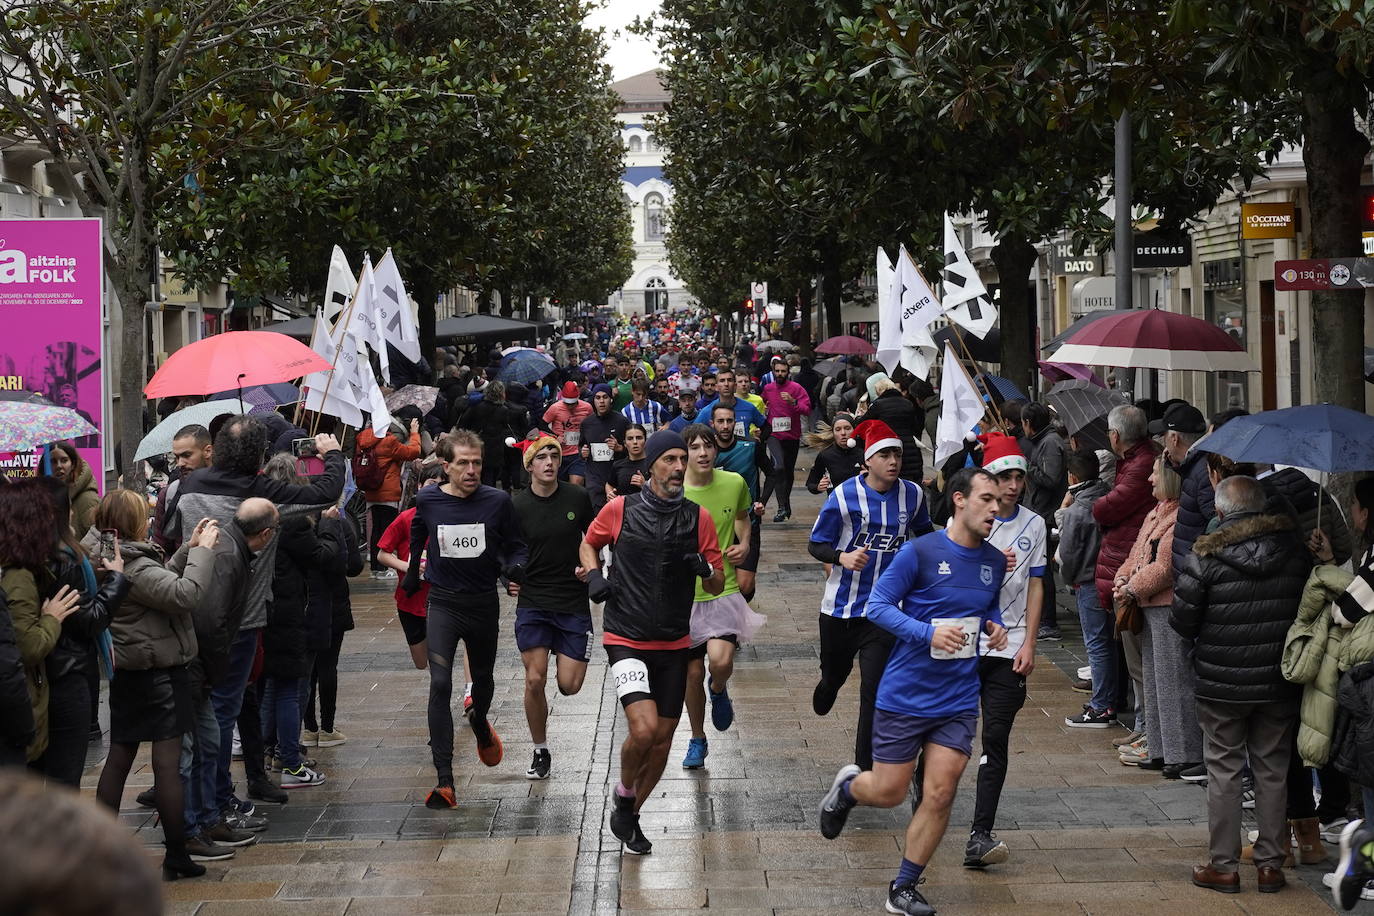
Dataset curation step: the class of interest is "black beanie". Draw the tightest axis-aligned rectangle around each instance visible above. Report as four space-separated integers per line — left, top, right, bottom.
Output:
644 429 687 469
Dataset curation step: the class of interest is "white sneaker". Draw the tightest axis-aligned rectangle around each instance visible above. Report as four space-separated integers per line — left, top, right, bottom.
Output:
372 569 397 580
281 765 326 788
1076 665 1092 680
1322 817 1352 845
1323 871 1374 901
231 725 242 759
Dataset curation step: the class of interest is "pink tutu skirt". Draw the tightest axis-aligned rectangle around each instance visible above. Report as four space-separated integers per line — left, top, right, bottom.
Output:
690 592 766 646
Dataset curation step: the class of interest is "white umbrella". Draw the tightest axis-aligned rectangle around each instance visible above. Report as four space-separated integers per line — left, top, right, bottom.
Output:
562 332 588 341
134 399 250 462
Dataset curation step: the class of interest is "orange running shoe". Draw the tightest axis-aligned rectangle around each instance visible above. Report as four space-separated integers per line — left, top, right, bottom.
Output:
463 695 473 718
425 785 457 809
475 724 503 767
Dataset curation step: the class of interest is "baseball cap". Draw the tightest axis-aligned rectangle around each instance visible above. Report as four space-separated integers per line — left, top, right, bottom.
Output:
1147 403 1207 436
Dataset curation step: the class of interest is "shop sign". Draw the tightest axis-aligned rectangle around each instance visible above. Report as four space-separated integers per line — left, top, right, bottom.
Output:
1050 242 1100 275
1132 230 1191 268
1241 202 1296 239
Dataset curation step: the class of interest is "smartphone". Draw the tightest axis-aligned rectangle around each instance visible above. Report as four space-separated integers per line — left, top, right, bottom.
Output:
291 437 317 458
99 529 117 561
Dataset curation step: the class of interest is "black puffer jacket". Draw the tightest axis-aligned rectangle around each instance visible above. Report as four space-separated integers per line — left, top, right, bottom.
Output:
304 515 360 652
860 390 924 483
1260 468 1354 566
265 515 342 679
1170 447 1215 571
1330 661 1374 786
1170 512 1311 703
40 546 130 682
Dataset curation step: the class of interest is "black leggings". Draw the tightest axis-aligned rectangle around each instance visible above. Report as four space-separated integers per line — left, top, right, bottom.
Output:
762 438 802 513
369 504 399 571
305 632 345 734
97 737 186 856
33 671 89 788
426 587 500 784
972 656 1028 832
817 615 895 770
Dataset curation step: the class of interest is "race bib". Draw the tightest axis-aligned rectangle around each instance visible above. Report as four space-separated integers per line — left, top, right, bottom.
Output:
930 616 981 660
590 443 613 462
771 416 792 433
734 420 746 439
562 429 581 447
437 524 486 559
609 657 650 700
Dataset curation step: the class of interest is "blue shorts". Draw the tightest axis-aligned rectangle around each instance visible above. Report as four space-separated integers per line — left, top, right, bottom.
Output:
871 708 978 763
514 607 593 662
559 453 586 480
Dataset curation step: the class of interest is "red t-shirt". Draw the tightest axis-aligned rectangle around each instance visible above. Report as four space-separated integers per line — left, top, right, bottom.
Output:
583 496 723 650
378 507 428 616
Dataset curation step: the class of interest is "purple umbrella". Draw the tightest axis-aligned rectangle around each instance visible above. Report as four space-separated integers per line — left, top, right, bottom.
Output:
1038 360 1105 388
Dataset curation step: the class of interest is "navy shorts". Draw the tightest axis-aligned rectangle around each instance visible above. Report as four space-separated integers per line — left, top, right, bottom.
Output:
559 453 586 480
514 607 594 662
871 708 978 763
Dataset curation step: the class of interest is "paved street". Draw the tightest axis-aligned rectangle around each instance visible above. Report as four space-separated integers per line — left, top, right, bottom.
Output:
86 455 1345 915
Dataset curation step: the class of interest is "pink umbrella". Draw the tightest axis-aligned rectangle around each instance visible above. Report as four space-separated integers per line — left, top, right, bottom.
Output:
144 331 334 398
815 335 876 356
1038 360 1105 388
1052 309 1258 372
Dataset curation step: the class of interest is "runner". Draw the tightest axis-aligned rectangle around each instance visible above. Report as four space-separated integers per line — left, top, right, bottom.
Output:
709 404 770 601
698 367 766 441
760 358 810 522
611 425 649 497
621 378 665 431
679 423 765 769
578 429 724 854
402 430 529 809
543 381 592 485
807 419 933 771
818 467 1008 916
507 434 596 780
578 384 628 512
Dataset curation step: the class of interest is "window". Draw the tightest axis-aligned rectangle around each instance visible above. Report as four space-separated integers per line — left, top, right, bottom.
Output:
627 135 642 153
645 135 660 152
644 277 668 312
644 193 665 241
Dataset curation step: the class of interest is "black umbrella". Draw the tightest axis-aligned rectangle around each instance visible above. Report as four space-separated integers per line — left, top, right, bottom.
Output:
814 357 847 379
1046 380 1127 446
1041 309 1135 354
933 326 1000 363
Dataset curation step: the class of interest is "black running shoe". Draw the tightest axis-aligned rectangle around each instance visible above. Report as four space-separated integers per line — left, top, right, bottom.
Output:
963 828 1009 868
812 680 839 716
819 763 860 840
624 817 653 855
609 792 637 845
526 749 551 780
885 878 936 915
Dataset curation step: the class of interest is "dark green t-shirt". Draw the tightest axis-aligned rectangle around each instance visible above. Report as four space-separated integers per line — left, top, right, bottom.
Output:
512 482 595 614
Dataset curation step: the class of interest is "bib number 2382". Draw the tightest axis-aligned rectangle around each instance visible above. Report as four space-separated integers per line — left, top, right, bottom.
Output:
609 658 650 700
438 523 486 559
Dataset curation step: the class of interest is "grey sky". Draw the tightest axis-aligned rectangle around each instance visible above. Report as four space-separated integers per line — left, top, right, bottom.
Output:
586 0 662 81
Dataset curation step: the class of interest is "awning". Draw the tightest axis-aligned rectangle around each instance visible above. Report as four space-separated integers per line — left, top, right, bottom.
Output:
260 315 315 340
435 313 553 342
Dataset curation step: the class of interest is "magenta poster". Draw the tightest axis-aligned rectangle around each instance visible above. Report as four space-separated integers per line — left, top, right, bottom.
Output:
0 218 104 484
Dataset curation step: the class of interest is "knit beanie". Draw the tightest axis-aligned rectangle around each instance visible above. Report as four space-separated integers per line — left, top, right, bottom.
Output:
865 372 890 403
590 383 612 399
644 429 687 469
980 431 1027 475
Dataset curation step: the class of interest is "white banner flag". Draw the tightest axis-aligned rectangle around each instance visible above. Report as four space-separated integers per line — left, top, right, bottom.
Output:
372 249 422 363
894 245 940 378
935 344 986 465
323 246 357 325
303 381 364 428
874 247 900 375
942 215 997 339
339 255 390 384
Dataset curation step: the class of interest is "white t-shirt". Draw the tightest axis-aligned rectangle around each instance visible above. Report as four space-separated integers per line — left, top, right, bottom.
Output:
984 504 1047 660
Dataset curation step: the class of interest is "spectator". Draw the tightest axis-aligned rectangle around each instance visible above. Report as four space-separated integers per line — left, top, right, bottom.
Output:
1151 403 1214 572
861 374 925 485
1059 450 1114 728
1022 402 1069 640
152 424 213 552
1259 463 1354 567
303 495 362 751
1172 475 1312 895
49 442 100 533
0 582 35 767
357 418 422 578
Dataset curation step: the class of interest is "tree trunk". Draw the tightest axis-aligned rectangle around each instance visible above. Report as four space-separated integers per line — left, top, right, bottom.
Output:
498 284 514 318
478 286 493 315
114 234 155 488
990 233 1038 397
821 235 842 340
412 270 438 384
798 283 814 356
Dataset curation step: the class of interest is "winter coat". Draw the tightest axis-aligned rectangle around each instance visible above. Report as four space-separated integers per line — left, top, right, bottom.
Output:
1336 545 1374 630
304 515 359 653
1170 447 1215 572
0 584 35 755
356 428 422 504
0 567 58 760
67 463 100 534
1284 564 1357 766
1260 468 1354 567
1091 440 1160 608
40 545 129 683
1118 499 1179 608
258 413 309 456
265 514 341 679
1170 512 1312 704
1330 661 1374 787
1023 425 1069 522
188 524 253 693
860 390 924 483
1056 479 1110 587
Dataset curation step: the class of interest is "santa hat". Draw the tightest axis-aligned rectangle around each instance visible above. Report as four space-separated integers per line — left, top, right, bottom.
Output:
848 419 903 461
560 381 581 403
505 434 561 469
979 431 1027 475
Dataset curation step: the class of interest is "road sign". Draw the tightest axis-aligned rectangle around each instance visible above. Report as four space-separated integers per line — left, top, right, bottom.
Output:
750 281 767 305
1275 258 1374 291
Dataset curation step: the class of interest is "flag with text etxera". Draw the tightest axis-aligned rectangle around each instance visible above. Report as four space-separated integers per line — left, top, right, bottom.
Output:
936 343 985 464
941 214 997 339
893 245 940 378
875 247 901 375
323 246 357 325
372 249 422 364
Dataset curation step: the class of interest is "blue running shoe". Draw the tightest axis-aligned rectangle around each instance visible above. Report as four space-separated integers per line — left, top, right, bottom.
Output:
708 678 734 731
682 736 707 769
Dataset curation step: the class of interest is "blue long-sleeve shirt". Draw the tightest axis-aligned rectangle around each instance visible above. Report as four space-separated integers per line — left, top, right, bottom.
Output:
408 484 528 595
867 531 1006 718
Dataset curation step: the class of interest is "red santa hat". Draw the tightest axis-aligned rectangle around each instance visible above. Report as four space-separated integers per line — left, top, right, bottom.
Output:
560 381 581 403
979 431 1027 476
505 434 561 469
848 419 903 461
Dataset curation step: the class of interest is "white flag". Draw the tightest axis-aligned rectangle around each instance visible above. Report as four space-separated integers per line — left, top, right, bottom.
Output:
942 215 997 339
874 247 901 375
894 245 940 378
372 249 422 363
358 367 393 435
339 255 390 384
935 344 986 465
323 246 357 325
303 310 337 391
303 381 364 427
300 309 364 426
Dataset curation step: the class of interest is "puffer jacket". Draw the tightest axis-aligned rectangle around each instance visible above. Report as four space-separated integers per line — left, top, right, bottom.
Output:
67 463 100 533
265 514 342 679
1284 565 1353 766
860 390 924 483
1330 661 1374 786
1169 447 1215 572
40 546 129 683
1170 512 1312 703
1023 425 1069 522
1118 499 1179 608
0 584 35 755
1092 440 1160 608
355 428 421 504
1261 468 1354 566
0 567 58 761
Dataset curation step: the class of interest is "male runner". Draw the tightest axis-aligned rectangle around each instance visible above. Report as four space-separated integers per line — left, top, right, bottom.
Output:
960 432 1045 868
679 424 762 769
403 430 528 809
543 381 591 485
578 384 628 512
709 405 771 600
508 434 595 780
760 357 811 522
698 367 766 440
578 430 724 854
808 419 933 770
818 467 1008 916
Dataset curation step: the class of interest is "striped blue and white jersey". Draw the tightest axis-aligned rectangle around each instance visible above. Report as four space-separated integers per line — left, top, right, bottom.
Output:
621 400 665 431
810 475 933 619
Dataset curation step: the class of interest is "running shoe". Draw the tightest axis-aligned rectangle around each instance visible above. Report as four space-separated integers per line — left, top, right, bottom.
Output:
474 722 503 767
812 680 839 716
220 804 267 833
301 729 318 747
609 792 637 846
316 729 347 748
463 695 474 719
226 794 256 818
1071 678 1092 694
885 877 936 915
1037 625 1062 641
1323 872 1374 905
708 678 734 731
963 828 1009 868
1333 819 1374 910
682 737 707 769
372 568 397 580
819 763 860 840
281 764 326 788
425 785 457 809
624 817 653 855
773 509 788 523
1065 706 1114 728
1323 818 1352 845
526 749 551 780
1113 730 1144 748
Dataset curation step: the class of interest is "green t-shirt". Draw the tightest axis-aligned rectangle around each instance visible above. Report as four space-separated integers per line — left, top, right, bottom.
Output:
685 469 751 601
611 379 635 412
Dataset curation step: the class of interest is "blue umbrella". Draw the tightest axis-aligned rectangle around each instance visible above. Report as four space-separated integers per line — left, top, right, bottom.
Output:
1195 404 1374 473
976 373 1025 404
210 382 300 409
498 351 557 386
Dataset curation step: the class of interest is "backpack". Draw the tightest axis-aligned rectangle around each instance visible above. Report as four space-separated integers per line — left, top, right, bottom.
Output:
351 440 387 492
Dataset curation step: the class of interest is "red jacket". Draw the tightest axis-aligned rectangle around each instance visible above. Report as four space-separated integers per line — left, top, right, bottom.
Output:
356 428 421 503
1091 439 1160 608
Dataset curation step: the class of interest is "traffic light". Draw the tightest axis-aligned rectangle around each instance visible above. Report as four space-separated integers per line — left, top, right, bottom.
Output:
744 298 754 313
1361 187 1374 231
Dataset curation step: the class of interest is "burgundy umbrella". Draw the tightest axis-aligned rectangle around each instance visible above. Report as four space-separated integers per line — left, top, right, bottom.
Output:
815 335 876 356
1038 360 1105 387
1052 309 1258 372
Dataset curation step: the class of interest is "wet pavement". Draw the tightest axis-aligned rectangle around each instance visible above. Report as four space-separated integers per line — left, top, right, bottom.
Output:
83 453 1348 914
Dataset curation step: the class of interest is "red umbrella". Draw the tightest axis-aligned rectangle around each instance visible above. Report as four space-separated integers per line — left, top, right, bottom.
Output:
1038 360 1105 387
1051 309 1258 372
144 331 334 398
815 335 876 356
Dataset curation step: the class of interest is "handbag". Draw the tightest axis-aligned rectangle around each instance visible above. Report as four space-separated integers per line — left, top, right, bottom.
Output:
1115 592 1143 636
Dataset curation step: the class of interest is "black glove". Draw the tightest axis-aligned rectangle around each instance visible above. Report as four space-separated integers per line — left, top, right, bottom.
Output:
683 552 713 579
503 563 526 585
401 564 422 597
586 568 613 604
